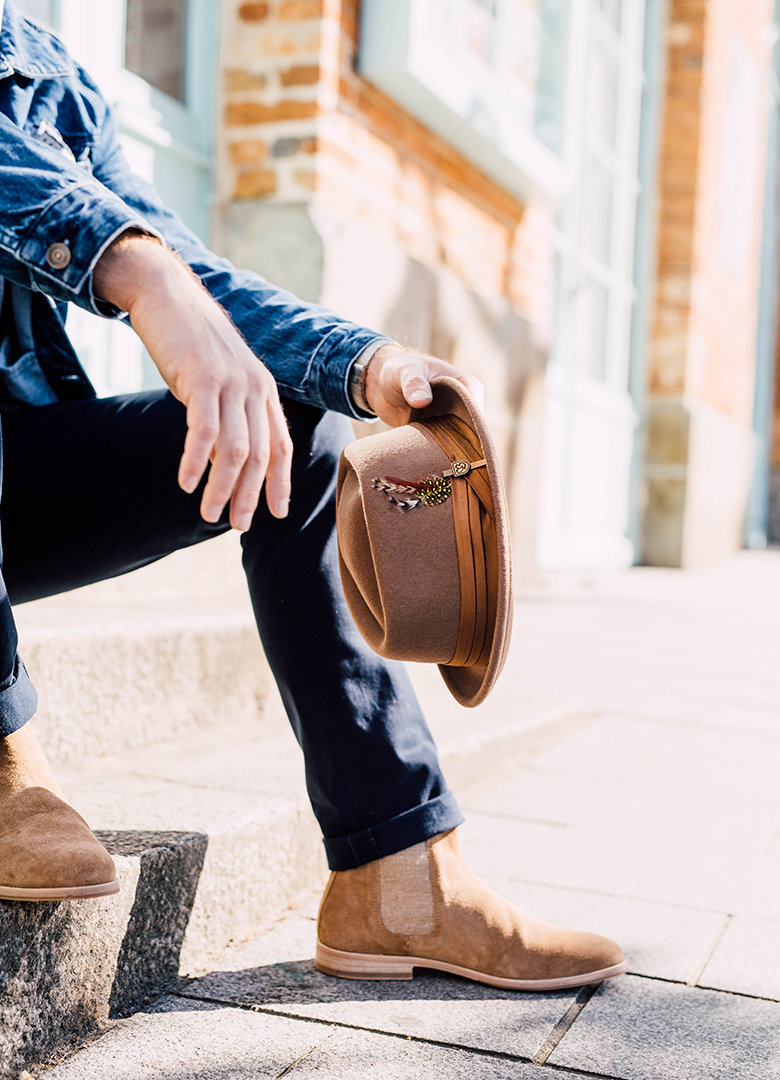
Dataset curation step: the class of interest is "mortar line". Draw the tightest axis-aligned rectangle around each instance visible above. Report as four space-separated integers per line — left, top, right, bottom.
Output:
687 914 732 986
626 969 780 1004
533 983 600 1065
477 872 736 918
274 1026 336 1078
170 990 628 1080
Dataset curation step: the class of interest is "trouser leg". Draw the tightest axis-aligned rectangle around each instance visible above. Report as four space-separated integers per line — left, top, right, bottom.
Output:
0 421 39 737
240 402 462 869
0 391 462 867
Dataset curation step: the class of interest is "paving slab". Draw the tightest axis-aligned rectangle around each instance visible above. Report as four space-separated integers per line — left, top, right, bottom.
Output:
549 975 780 1080
525 713 780 801
179 903 578 1061
42 998 334 1080
459 808 780 919
479 877 726 984
42 995 583 1080
287 1023 565 1078
698 914 780 1000
463 757 780 854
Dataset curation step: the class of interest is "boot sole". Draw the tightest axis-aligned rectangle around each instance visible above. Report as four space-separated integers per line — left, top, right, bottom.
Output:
0 879 121 901
315 941 628 990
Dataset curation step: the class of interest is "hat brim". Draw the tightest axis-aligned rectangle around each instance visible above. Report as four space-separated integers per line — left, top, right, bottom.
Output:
411 376 513 707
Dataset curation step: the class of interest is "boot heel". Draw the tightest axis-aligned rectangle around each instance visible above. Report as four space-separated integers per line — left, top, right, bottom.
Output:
315 941 414 981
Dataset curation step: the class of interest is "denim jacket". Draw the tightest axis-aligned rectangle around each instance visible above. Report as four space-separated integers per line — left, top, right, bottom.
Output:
0 1 389 416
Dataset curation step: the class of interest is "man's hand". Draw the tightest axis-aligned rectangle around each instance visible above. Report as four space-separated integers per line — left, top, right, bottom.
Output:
93 232 292 530
364 344 484 428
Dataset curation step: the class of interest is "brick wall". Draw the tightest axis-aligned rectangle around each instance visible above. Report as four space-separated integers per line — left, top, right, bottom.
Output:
642 0 774 567
215 0 557 578
217 0 553 334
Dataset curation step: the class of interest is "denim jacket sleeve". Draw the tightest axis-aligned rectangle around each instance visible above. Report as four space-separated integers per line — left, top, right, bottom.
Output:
0 109 162 314
83 81 391 419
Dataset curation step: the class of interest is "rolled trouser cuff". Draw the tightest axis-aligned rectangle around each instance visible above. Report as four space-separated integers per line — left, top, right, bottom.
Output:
322 790 465 871
0 656 38 738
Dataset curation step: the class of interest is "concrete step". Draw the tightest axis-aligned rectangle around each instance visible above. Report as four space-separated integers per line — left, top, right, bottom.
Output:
0 688 588 1080
14 533 272 767
1 709 325 1080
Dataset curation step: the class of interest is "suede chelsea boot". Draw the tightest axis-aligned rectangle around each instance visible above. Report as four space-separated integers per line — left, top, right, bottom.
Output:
316 829 627 990
0 726 119 901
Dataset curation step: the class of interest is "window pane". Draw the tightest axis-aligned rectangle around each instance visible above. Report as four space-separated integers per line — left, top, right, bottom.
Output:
588 39 619 149
15 0 54 23
534 0 569 156
583 157 614 264
464 0 498 64
125 0 188 103
599 0 621 32
587 279 609 380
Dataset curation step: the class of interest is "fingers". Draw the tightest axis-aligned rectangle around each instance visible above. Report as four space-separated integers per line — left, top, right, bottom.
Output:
228 391 291 528
182 372 293 530
179 389 220 494
227 393 268 531
200 390 252 524
397 359 485 412
457 373 485 411
263 395 293 519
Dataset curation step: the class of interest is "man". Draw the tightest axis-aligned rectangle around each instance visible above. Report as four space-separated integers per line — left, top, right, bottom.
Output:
0 2 625 989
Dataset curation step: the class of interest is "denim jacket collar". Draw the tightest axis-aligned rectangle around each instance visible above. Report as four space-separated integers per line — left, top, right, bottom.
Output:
0 1 73 80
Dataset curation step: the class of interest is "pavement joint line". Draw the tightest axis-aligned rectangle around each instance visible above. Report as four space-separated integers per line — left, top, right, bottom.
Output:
532 983 599 1065
172 990 628 1078
169 991 541 1066
626 970 780 1004
495 874 735 918
687 913 732 986
273 1026 337 1078
594 707 780 742
539 1062 627 1080
462 807 570 830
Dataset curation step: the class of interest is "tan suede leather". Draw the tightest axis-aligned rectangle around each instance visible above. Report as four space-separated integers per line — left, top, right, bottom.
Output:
318 858 408 958
0 786 117 891
317 829 625 985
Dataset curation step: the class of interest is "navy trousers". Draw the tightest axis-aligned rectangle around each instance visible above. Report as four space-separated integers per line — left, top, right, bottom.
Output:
0 390 463 869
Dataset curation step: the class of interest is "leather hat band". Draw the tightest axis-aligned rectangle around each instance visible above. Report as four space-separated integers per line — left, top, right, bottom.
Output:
414 414 498 669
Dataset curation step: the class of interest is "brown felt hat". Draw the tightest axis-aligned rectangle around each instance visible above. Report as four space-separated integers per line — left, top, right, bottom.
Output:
336 376 512 707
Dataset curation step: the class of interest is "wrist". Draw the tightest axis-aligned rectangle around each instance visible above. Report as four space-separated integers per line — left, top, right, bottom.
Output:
93 229 177 313
363 342 404 414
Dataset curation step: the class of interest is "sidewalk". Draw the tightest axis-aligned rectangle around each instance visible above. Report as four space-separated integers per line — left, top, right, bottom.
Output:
41 549 780 1079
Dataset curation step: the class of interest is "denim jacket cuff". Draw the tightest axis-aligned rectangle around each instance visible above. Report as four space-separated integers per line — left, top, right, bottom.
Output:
307 329 396 419
18 180 162 314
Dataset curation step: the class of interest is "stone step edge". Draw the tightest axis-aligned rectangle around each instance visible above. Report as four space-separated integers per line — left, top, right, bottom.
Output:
1 705 596 1080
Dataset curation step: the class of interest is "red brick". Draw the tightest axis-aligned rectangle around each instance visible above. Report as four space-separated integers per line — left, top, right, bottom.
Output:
235 169 277 199
279 0 323 18
224 70 268 92
226 100 318 124
294 168 317 190
280 64 320 86
238 2 269 20
229 139 268 164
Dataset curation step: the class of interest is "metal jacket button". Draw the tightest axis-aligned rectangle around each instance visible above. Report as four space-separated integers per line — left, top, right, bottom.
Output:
45 242 71 269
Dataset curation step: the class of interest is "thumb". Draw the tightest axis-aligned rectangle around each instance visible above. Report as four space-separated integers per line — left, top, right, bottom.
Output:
400 366 433 408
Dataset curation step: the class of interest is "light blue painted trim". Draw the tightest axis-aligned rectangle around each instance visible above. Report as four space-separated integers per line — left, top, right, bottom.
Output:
358 0 412 75
744 3 780 548
626 0 667 564
358 0 567 204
